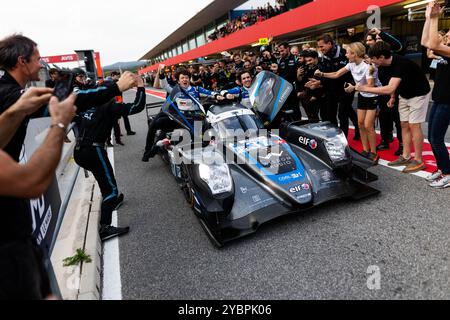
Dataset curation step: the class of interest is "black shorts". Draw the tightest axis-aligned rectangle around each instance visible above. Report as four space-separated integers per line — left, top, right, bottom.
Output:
357 94 378 111
0 239 51 299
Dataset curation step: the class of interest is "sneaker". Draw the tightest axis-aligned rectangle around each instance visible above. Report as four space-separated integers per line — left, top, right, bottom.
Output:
127 131 136 136
394 144 403 157
369 152 380 164
376 141 390 151
429 174 450 189
115 193 124 210
116 141 125 146
402 160 426 174
388 155 412 167
99 225 130 242
426 170 443 182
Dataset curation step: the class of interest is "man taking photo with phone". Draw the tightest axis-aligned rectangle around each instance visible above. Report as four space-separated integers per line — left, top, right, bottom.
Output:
0 88 76 299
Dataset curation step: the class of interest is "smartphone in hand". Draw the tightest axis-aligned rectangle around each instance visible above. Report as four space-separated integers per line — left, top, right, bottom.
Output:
53 71 74 101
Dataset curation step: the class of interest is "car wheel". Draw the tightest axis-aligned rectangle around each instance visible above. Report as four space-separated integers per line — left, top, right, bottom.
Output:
180 163 194 208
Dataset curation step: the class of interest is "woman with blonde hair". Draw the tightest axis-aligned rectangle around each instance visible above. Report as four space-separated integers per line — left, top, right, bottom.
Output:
315 42 382 162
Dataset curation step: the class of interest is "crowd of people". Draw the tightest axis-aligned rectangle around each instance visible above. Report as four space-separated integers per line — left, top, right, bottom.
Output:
145 2 449 185
207 0 287 42
0 0 449 300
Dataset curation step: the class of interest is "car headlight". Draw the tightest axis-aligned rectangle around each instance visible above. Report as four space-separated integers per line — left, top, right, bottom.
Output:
325 133 348 162
198 163 233 195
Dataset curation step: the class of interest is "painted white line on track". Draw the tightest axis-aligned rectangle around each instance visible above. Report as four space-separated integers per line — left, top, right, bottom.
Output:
102 147 122 300
378 159 429 179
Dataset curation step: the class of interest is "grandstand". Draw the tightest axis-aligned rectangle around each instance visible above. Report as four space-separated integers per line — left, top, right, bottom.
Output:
139 0 450 72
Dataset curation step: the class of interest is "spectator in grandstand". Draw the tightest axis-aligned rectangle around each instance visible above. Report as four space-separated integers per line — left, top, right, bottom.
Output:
45 68 58 88
356 41 431 174
421 1 450 188
277 0 287 13
317 42 382 162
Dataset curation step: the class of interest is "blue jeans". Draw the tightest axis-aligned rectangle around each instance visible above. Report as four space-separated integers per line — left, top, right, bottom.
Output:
428 103 450 174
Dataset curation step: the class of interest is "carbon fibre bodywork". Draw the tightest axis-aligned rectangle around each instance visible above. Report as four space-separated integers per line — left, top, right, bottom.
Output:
152 72 379 247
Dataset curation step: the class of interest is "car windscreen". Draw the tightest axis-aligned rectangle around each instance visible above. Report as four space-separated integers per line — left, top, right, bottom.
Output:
213 114 263 140
249 71 293 123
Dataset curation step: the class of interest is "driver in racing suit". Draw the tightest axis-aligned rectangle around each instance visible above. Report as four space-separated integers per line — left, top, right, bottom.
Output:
142 66 225 162
220 71 253 109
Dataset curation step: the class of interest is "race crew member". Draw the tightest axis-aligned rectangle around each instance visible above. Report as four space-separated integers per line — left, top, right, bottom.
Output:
307 34 360 139
0 34 133 298
0 35 137 252
142 65 225 162
277 42 301 121
74 74 146 242
298 50 326 122
0 66 137 162
221 71 253 109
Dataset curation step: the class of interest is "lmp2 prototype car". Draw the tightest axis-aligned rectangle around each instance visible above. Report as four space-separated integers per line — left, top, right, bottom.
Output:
146 71 380 247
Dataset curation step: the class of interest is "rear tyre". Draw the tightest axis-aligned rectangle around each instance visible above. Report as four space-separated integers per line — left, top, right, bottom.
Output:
180 163 194 208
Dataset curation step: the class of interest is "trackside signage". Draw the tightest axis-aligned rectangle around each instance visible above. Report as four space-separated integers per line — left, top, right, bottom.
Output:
42 52 99 64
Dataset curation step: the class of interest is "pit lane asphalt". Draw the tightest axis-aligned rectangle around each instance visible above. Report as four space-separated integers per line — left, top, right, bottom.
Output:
114 91 450 300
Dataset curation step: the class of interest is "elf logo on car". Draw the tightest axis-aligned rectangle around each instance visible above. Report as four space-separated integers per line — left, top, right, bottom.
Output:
299 136 318 150
289 185 303 193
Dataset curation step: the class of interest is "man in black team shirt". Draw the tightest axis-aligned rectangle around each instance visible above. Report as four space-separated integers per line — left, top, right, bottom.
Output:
0 34 137 299
0 88 76 299
356 41 431 174
74 75 146 242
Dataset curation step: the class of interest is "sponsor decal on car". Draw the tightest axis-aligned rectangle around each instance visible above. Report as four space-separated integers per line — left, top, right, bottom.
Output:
289 185 303 193
299 136 318 150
